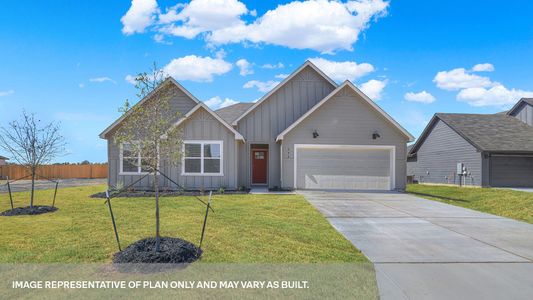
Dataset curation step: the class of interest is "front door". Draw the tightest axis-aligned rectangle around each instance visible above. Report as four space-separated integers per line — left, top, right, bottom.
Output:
252 149 268 185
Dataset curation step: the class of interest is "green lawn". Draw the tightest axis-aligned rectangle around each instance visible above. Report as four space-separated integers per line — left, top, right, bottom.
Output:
407 184 533 224
0 185 366 263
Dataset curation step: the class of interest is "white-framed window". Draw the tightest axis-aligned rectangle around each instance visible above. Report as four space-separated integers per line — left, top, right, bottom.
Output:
182 140 223 176
119 142 155 175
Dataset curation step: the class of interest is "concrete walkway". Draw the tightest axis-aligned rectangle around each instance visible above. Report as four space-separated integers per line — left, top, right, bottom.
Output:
300 190 533 300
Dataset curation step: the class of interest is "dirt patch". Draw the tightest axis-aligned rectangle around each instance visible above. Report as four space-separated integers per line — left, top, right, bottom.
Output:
113 237 202 265
1 205 58 216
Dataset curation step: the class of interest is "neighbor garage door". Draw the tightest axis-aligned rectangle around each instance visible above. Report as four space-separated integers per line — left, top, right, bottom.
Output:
295 146 393 190
490 155 533 187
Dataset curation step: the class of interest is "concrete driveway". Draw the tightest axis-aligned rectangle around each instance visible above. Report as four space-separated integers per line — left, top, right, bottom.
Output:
300 190 533 300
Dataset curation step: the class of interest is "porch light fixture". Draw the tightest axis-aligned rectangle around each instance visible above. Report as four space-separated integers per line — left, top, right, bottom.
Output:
372 131 381 140
312 130 319 139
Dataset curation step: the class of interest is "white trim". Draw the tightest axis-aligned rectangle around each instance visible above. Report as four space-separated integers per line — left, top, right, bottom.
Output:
276 81 415 142
168 104 245 141
231 60 337 126
293 144 396 190
181 140 224 176
118 142 159 175
100 78 200 139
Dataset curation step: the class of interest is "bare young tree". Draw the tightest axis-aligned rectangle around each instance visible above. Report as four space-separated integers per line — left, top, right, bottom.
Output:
0 112 65 208
114 63 183 252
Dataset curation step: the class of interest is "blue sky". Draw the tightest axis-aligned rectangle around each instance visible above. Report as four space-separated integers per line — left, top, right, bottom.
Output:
1 0 532 163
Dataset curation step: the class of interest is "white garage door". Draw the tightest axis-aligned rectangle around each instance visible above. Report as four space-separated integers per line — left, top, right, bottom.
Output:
295 146 394 190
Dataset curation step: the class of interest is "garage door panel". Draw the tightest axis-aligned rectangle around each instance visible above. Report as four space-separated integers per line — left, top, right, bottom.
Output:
490 156 533 187
296 147 391 190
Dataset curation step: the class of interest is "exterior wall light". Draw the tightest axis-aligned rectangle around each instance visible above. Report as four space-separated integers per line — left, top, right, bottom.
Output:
372 131 381 139
312 130 319 139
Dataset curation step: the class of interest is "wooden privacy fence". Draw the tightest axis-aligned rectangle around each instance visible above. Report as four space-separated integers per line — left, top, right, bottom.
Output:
0 164 108 180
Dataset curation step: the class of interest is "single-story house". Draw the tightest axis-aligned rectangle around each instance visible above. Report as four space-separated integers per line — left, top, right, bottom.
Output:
0 155 8 166
407 98 533 187
100 61 414 191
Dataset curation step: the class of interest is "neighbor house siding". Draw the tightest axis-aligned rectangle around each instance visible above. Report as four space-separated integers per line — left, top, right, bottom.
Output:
510 103 533 126
236 66 335 188
408 119 482 186
281 86 408 190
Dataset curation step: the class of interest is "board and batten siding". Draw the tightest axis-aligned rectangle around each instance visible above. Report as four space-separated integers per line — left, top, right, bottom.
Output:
236 66 335 188
510 102 533 126
107 85 238 190
281 86 409 190
408 119 482 186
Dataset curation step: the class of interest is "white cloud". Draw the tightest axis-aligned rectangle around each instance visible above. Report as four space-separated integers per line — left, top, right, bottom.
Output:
121 0 158 35
358 79 386 100
457 85 533 107
208 0 389 53
0 90 15 97
236 59 253 76
89 77 116 84
275 73 289 79
204 96 239 109
471 63 494 72
435 63 533 107
243 80 280 93
78 83 85 88
163 55 232 82
404 91 436 104
261 62 284 69
125 75 137 85
157 0 248 39
433 67 493 91
309 57 374 81
132 0 388 53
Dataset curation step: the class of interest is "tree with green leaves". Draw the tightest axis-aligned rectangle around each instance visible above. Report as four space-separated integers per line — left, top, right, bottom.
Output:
0 112 65 208
114 63 183 252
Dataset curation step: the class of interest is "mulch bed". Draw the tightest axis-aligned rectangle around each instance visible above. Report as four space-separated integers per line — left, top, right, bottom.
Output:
113 237 202 265
0 205 58 216
90 190 248 198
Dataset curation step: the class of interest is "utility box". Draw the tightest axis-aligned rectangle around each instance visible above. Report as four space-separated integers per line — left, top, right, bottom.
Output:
457 163 465 175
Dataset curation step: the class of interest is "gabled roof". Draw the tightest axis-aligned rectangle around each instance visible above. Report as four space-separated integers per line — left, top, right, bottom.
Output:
409 113 533 154
276 80 415 142
507 98 533 116
0 155 8 160
231 60 338 126
99 77 200 139
215 103 254 124
169 103 245 141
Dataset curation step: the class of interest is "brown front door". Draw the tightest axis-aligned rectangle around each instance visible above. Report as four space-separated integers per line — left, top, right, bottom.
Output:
252 149 268 184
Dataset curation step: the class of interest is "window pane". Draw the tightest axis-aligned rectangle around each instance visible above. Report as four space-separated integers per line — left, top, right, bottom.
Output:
185 144 201 157
122 143 134 157
140 158 152 172
204 159 220 173
184 158 201 173
204 143 221 158
122 158 138 173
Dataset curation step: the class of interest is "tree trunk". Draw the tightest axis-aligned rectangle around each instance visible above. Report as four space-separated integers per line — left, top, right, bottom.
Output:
154 173 160 252
30 169 35 208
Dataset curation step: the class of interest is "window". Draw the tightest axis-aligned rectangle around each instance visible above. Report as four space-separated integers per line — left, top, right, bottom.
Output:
182 141 223 175
120 142 155 174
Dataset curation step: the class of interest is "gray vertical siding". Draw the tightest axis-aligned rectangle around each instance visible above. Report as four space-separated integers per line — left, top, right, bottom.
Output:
407 119 482 186
106 84 238 190
236 66 336 188
510 103 533 126
281 86 409 190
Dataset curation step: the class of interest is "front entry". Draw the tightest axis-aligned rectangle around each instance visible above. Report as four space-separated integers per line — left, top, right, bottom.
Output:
252 148 268 185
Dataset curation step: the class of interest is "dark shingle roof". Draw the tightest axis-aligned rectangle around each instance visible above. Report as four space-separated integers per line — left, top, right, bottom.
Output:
215 103 254 123
436 113 533 152
0 155 8 160
523 98 533 106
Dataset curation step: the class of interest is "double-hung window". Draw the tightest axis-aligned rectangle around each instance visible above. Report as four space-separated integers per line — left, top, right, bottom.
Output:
120 142 153 174
182 141 223 176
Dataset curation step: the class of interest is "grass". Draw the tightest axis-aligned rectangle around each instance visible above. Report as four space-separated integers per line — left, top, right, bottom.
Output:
406 184 533 224
0 185 366 263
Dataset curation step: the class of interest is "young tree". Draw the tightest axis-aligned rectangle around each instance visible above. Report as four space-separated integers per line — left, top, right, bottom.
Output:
0 112 65 208
114 64 183 252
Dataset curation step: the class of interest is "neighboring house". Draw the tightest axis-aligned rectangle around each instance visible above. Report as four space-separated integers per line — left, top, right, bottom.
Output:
407 98 533 187
0 155 8 166
100 61 414 191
